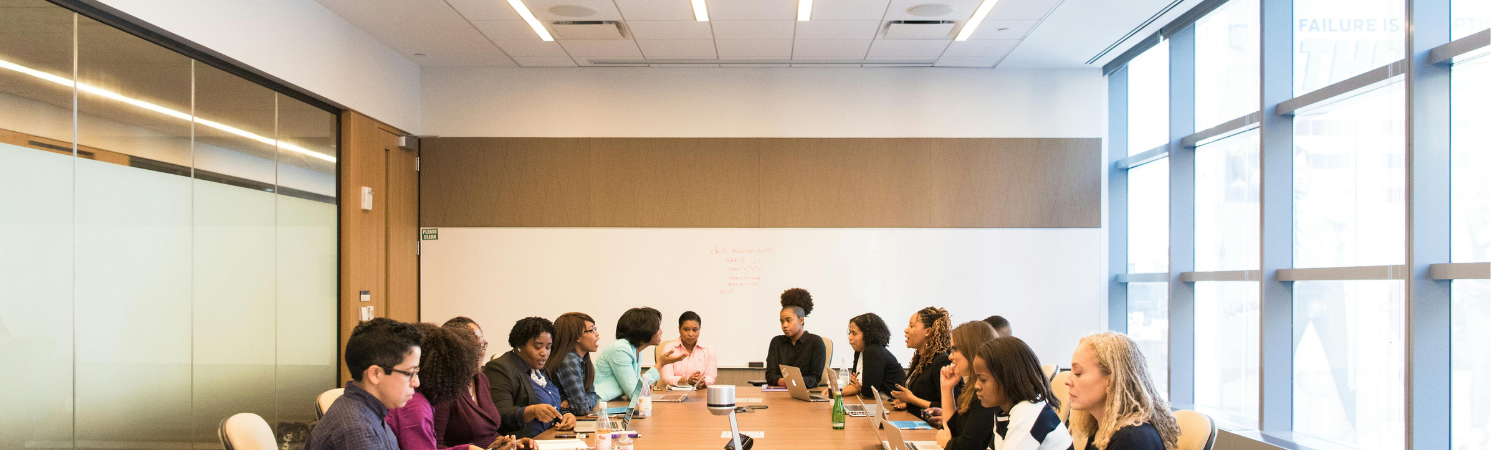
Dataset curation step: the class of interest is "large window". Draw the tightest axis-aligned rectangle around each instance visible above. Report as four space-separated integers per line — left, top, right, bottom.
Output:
1127 45 1170 156
1193 131 1261 428
0 2 338 448
1292 0 1404 96
1128 158 1170 393
1195 0 1260 129
1450 51 1493 450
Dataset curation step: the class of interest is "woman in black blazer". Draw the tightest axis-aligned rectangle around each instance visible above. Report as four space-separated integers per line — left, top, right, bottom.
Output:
483 317 576 438
842 313 907 398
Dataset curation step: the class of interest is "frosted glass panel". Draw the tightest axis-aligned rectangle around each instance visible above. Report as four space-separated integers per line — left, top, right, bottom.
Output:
75 158 194 444
0 143 75 449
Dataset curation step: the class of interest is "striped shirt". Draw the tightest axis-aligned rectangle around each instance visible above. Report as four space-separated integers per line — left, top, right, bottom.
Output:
992 400 1070 450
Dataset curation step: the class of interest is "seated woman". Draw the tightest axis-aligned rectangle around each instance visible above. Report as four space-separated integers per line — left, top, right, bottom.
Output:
970 336 1072 450
544 312 601 416
935 321 998 450
429 317 505 449
1065 332 1181 450
841 313 905 398
388 323 534 450
765 288 826 387
890 307 952 415
483 317 576 439
660 311 718 389
594 307 688 402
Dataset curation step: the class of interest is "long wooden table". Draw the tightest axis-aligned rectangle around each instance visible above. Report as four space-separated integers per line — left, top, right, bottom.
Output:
537 386 939 449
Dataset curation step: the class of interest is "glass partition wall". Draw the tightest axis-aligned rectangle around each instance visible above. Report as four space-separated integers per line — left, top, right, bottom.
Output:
0 1 338 449
1109 0 1493 448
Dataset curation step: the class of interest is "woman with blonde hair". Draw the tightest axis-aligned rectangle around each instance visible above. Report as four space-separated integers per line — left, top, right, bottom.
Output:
935 321 998 450
890 306 953 415
1064 332 1180 450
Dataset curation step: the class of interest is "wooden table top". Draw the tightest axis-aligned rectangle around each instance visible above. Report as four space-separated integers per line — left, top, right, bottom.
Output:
538 386 940 449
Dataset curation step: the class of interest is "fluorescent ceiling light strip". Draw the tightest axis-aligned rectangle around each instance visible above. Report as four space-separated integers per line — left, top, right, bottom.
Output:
955 0 1001 41
691 0 709 21
797 0 812 21
0 57 335 163
508 0 555 41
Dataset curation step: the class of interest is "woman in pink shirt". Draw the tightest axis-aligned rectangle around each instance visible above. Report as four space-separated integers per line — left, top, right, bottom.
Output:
660 311 717 388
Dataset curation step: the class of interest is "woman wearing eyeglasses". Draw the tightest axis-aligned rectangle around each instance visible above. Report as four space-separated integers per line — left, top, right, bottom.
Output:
544 312 601 416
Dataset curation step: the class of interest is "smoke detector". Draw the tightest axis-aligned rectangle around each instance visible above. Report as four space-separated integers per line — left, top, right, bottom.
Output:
548 5 598 17
906 4 955 17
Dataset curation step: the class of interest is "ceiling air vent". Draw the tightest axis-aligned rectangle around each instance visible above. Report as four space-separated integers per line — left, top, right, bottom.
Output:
550 21 628 40
883 21 957 39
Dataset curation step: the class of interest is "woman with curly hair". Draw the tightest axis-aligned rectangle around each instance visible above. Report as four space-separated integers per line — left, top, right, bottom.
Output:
890 306 952 415
484 317 576 439
935 321 998 450
840 313 905 398
431 318 506 449
387 323 534 450
1065 332 1180 450
764 288 826 387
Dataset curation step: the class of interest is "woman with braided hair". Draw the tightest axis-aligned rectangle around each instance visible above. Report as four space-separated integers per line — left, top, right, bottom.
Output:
890 306 953 415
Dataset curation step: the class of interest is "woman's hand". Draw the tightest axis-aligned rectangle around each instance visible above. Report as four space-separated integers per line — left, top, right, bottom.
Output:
684 372 702 387
512 438 537 450
891 398 908 410
522 404 561 424
556 413 576 430
658 348 688 366
486 436 515 450
892 384 918 403
935 428 952 447
939 364 961 390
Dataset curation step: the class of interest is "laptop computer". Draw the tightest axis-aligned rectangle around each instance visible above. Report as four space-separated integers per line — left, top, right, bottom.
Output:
779 365 829 402
575 382 641 433
651 390 689 402
825 367 870 416
879 419 942 450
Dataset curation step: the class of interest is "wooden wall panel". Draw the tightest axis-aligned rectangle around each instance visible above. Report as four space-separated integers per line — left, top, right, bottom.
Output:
387 143 420 322
931 138 1101 228
420 138 591 227
589 138 760 227
759 138 933 227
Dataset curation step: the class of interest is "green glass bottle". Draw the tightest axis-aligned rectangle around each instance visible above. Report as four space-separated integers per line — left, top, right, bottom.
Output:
831 388 846 430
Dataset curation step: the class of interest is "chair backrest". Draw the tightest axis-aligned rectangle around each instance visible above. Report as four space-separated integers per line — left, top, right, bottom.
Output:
1050 369 1071 424
1172 410 1217 450
219 413 277 450
821 336 834 384
1040 364 1058 383
316 388 344 419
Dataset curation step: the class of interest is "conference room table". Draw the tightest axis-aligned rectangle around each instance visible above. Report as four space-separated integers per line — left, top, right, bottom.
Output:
536 386 940 449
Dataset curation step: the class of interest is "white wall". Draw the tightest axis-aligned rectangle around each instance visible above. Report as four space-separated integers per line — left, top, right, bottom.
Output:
98 0 422 133
421 67 1105 138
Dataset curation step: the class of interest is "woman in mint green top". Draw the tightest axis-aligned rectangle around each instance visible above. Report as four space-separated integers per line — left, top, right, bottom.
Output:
593 307 688 402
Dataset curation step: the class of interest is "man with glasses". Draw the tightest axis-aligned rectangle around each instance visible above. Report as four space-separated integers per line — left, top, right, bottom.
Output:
308 318 424 450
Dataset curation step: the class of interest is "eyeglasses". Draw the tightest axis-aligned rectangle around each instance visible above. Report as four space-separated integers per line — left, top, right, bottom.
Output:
478 340 489 350
584 327 598 335
382 366 420 381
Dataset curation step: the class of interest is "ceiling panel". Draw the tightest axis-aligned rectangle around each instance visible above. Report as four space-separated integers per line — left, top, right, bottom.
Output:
577 57 646 65
988 0 1065 20
627 21 714 39
966 20 1038 40
637 39 720 59
472 20 546 40
519 0 624 21
712 21 795 39
942 39 1019 56
614 0 697 20
715 40 794 58
793 20 880 39
882 0 983 21
495 39 570 56
808 0 891 21
934 55 1001 67
559 40 645 57
791 40 873 58
445 0 524 20
867 39 951 57
512 56 578 66
316 0 514 67
705 0 797 21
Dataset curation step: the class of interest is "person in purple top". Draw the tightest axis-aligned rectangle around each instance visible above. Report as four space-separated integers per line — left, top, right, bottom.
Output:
307 318 422 450
386 323 536 450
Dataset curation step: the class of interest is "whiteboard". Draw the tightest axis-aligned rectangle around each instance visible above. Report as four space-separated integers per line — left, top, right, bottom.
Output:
420 228 1105 369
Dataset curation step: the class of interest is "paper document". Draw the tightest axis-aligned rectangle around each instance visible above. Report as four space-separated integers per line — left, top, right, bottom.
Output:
760 386 787 392
535 439 590 450
734 398 762 403
721 431 766 438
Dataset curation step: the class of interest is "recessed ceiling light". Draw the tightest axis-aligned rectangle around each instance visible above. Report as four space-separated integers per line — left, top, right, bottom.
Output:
548 5 597 17
507 0 554 41
797 0 813 21
906 4 954 17
691 0 709 21
955 0 1001 41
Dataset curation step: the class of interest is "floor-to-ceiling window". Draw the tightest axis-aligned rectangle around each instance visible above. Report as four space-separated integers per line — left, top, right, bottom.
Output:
0 1 338 448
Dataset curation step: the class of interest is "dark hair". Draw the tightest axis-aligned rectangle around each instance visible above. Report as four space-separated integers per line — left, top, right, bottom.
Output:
545 312 596 388
616 307 663 347
907 307 953 383
984 315 1011 334
849 313 891 348
443 316 480 331
679 311 702 328
345 318 423 382
780 288 814 317
413 323 481 405
507 317 556 349
974 336 1059 408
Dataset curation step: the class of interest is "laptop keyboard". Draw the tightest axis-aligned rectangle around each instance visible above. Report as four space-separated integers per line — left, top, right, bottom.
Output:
905 443 919 450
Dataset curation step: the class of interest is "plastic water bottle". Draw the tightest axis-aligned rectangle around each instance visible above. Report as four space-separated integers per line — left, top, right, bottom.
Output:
594 403 612 450
831 388 846 430
638 390 653 417
838 359 850 389
613 432 633 450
